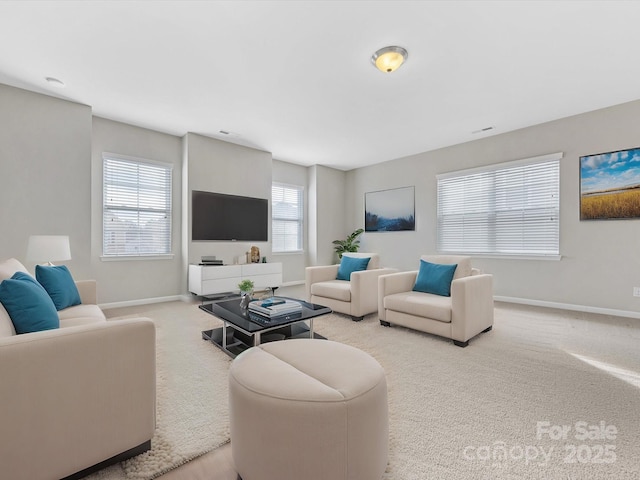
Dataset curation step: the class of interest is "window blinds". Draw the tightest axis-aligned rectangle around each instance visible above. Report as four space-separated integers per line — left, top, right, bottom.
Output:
437 153 561 257
103 154 172 256
272 183 304 253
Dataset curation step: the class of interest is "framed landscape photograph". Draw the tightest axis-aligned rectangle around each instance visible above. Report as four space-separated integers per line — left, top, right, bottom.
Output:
365 186 415 232
580 147 640 220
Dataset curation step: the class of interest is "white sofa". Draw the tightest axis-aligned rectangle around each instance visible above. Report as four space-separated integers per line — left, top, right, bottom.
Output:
378 255 494 347
0 258 156 480
305 253 397 321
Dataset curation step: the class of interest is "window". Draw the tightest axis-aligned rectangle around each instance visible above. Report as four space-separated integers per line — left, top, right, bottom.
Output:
272 183 304 253
103 153 173 257
437 152 561 257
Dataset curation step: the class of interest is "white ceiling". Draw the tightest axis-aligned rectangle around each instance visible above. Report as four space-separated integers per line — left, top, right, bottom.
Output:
1 1 640 171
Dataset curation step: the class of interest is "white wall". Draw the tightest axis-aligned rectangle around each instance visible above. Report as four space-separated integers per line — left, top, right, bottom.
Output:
0 84 93 280
91 117 183 303
347 99 640 315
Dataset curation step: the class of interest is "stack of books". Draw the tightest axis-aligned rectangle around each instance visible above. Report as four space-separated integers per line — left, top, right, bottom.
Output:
248 298 303 318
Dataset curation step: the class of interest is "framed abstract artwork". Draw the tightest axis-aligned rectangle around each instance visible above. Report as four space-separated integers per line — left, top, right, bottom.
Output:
580 147 640 220
365 186 415 232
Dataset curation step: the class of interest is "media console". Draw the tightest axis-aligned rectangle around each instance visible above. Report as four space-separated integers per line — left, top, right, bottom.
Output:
188 263 283 297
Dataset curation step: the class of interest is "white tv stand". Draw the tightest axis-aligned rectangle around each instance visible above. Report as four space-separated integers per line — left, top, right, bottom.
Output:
188 263 283 297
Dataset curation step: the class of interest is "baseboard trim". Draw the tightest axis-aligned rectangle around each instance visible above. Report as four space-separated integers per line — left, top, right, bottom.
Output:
281 280 305 287
494 296 640 320
99 295 182 310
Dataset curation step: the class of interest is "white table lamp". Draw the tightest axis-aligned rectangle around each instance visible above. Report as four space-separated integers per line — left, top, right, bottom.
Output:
26 235 71 265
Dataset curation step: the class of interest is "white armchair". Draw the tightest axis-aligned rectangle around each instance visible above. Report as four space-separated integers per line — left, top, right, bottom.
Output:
305 253 397 321
378 255 493 347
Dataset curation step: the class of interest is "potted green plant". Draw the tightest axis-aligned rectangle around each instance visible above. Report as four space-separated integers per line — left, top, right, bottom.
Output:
238 279 254 309
332 228 364 259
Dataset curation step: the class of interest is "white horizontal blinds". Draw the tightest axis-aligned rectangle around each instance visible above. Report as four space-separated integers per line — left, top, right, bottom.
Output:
437 153 561 256
103 154 172 256
272 183 303 252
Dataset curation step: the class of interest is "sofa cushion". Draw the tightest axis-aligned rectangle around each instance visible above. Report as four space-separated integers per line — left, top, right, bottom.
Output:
310 280 352 302
384 291 452 323
59 315 106 328
336 256 370 281
0 272 60 334
0 258 29 281
58 304 106 323
413 260 457 297
35 265 82 311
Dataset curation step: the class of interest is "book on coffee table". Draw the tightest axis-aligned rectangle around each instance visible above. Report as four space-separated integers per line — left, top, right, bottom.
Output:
248 298 302 317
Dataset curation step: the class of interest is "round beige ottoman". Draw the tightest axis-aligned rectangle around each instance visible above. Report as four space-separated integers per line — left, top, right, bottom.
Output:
229 339 388 480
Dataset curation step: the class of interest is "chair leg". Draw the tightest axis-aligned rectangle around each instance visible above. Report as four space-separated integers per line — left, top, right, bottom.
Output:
482 325 493 333
351 316 363 322
453 340 469 348
380 320 391 327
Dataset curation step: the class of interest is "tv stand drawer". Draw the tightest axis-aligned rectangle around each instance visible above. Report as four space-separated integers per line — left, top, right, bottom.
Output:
189 263 282 296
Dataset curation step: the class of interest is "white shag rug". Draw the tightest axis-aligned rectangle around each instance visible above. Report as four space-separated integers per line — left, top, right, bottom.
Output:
89 301 640 479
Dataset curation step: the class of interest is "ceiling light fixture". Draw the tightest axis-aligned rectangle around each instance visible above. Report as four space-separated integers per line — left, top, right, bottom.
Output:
371 46 408 73
45 77 65 88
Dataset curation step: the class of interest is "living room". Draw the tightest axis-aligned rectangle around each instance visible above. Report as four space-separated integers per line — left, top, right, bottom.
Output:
1 2 640 480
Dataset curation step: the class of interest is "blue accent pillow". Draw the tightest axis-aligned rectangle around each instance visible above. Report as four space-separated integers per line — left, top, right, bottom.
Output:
413 260 458 297
35 265 81 311
336 256 371 281
0 272 60 334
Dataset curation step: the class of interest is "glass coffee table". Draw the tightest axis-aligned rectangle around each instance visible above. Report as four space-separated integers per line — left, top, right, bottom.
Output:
199 297 332 358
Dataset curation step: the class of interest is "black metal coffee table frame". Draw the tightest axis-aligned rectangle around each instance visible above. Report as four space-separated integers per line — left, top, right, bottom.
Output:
199 297 331 358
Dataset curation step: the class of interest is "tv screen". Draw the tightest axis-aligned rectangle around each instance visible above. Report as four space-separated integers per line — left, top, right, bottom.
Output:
192 190 268 241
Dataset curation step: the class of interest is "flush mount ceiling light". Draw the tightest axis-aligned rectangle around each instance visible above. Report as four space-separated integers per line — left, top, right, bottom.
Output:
371 46 408 73
45 77 65 88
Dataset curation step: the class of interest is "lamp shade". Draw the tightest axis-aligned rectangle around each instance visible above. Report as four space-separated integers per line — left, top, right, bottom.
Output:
26 235 71 264
371 46 408 73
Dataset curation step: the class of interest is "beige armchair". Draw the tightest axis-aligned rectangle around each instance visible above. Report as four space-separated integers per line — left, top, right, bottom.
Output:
378 255 493 347
306 253 397 321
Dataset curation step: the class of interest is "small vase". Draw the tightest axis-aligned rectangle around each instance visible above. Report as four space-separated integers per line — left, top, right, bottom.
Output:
239 291 252 309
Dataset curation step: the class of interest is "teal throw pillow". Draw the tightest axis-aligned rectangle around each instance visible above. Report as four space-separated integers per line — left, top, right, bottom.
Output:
0 272 60 334
336 256 371 281
35 265 81 311
413 260 458 297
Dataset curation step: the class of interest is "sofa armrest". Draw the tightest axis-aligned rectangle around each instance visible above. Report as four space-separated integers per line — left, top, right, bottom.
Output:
350 268 398 318
377 271 418 321
305 265 339 301
75 279 97 305
450 274 494 343
0 318 156 480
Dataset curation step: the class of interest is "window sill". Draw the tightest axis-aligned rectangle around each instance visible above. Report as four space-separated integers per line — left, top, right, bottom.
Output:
100 254 175 262
438 252 561 261
272 251 305 256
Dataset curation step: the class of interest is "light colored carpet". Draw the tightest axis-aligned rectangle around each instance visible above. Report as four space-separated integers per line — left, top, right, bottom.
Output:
91 300 640 479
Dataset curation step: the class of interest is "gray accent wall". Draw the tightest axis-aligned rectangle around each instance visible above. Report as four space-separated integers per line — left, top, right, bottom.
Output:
307 165 346 266
347 99 640 314
182 133 272 276
272 159 308 284
90 117 183 303
0 84 92 281
3 81 639 314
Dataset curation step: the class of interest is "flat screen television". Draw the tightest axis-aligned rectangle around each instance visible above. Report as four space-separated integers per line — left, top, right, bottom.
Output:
192 190 268 241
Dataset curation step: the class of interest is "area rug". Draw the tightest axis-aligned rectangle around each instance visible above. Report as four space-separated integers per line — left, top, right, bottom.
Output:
86 302 233 480
89 300 640 479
